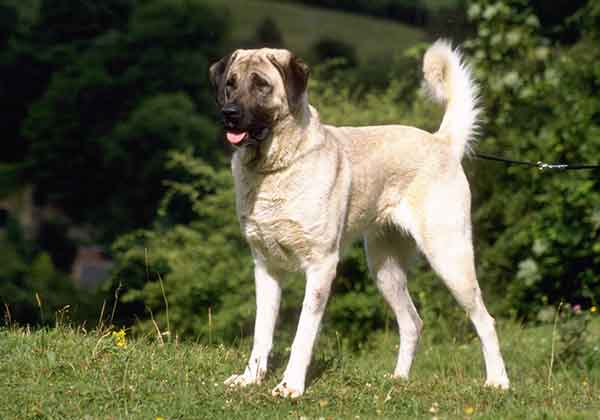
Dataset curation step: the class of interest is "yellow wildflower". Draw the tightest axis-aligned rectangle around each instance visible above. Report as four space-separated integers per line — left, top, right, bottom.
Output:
112 328 127 348
464 406 475 415
591 306 597 313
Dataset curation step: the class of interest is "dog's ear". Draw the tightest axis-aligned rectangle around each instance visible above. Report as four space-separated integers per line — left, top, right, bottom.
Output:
209 52 236 105
268 52 310 113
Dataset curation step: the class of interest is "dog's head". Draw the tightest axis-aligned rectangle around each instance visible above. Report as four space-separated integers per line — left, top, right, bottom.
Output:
209 48 309 146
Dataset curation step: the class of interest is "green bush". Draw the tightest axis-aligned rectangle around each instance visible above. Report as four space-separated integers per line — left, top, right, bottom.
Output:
21 0 228 238
0 217 95 326
310 37 358 68
108 151 304 342
465 0 600 317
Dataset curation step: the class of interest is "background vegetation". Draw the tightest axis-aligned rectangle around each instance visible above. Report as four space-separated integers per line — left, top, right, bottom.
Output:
1 0 598 361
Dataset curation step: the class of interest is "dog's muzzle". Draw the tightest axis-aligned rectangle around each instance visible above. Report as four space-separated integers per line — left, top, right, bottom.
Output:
221 103 270 145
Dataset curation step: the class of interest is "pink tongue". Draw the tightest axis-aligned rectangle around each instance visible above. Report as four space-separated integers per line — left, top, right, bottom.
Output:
226 131 248 144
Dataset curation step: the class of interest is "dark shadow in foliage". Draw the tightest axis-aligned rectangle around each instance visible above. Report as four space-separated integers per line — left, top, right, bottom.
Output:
0 3 53 163
38 218 77 272
311 37 357 68
0 4 18 47
297 0 428 27
34 0 133 43
0 209 8 227
255 16 284 48
531 0 587 44
425 6 472 43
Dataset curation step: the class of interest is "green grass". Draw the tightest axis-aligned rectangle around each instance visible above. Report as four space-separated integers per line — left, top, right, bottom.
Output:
206 0 426 63
2 320 599 419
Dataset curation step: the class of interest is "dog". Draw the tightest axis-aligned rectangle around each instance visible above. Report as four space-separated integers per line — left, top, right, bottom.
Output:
209 40 510 398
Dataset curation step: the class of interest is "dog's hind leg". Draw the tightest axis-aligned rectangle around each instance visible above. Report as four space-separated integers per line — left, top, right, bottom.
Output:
364 230 422 379
421 231 509 388
404 174 510 389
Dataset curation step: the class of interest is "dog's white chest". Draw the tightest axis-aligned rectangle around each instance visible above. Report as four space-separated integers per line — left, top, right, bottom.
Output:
237 181 316 271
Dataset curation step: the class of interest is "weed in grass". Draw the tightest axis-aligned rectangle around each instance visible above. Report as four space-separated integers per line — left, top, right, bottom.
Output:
555 303 600 370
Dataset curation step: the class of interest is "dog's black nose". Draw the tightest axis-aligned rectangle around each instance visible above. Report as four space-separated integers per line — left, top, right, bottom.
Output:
222 103 242 123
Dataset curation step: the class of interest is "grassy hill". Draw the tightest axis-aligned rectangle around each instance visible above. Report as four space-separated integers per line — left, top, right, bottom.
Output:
2 319 599 419
205 0 427 63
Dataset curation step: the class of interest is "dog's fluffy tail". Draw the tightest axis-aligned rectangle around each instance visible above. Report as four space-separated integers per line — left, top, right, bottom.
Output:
423 39 480 159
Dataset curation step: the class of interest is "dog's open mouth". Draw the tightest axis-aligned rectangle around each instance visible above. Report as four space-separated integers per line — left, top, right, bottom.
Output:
225 127 270 146
226 131 248 145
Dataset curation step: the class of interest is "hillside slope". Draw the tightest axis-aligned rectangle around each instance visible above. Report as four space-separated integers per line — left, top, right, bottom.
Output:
205 0 426 63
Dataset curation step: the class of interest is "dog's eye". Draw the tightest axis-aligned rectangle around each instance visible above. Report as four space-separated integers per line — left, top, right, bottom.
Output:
225 77 237 99
253 75 272 93
226 76 237 88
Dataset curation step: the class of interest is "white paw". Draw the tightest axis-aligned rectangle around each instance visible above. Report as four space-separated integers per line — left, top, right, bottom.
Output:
271 380 304 399
485 377 510 390
224 370 264 388
392 370 410 380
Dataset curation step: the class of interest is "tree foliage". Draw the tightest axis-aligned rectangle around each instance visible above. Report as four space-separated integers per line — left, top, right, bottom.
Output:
1 0 228 325
15 0 228 237
465 0 600 317
0 216 95 325
2 0 598 343
108 151 294 341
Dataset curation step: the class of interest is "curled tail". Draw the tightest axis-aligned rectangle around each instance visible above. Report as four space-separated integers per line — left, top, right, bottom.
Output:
423 39 480 159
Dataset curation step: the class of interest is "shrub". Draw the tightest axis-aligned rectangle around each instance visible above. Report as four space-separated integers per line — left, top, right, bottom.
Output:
465 0 600 317
310 37 358 68
0 216 96 326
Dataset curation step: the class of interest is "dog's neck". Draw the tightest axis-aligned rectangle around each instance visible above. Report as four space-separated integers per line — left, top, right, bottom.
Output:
236 102 324 174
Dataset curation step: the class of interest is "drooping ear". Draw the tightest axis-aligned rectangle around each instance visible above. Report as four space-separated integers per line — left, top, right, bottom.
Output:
209 52 235 105
268 52 310 113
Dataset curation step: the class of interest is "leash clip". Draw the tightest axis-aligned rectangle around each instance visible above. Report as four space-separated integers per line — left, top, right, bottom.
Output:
537 161 569 171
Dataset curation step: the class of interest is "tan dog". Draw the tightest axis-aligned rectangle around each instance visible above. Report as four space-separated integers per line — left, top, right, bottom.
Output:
209 40 509 398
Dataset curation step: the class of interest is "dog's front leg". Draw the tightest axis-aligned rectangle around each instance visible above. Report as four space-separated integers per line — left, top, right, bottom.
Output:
272 255 338 398
225 261 281 387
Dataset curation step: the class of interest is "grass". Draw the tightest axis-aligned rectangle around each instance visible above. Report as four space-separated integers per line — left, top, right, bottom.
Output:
1 319 599 419
205 0 426 63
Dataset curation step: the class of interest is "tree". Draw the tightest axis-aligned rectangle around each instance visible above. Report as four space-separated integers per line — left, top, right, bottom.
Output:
254 17 284 48
2 0 230 327
21 0 229 239
465 0 600 317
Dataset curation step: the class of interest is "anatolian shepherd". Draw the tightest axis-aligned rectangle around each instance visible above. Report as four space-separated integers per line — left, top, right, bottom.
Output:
209 40 510 398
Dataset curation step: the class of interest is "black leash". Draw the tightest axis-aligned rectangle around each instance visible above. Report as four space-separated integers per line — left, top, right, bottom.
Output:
474 152 600 171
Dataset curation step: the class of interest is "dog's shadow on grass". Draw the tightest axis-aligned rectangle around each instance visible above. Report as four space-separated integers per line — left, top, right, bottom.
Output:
269 350 337 388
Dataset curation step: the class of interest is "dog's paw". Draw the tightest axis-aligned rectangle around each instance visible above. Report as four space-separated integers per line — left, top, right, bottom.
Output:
271 380 304 399
224 370 263 388
391 369 410 380
484 377 510 390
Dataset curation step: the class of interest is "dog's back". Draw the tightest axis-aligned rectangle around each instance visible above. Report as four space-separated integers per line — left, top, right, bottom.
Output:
324 40 481 242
